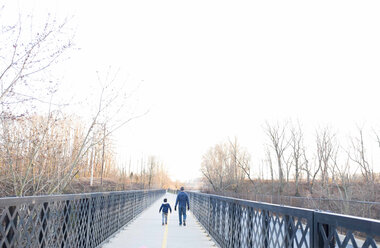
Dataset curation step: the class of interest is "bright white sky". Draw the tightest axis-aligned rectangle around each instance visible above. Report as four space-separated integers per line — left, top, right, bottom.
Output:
4 0 380 181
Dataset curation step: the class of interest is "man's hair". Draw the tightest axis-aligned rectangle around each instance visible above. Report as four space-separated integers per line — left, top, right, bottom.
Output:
164 198 167 202
180 186 184 191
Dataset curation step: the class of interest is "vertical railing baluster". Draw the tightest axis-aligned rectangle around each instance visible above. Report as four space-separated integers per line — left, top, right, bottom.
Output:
261 210 269 248
61 200 70 248
5 206 17 247
116 194 121 229
235 205 242 248
284 215 294 248
221 201 227 247
207 196 211 232
38 202 49 248
85 196 92 248
228 202 235 248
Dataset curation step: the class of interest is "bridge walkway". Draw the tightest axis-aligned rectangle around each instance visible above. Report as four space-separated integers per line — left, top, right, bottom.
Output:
102 193 217 248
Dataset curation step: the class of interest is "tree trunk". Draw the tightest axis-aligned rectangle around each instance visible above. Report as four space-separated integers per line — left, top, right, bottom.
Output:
100 124 106 186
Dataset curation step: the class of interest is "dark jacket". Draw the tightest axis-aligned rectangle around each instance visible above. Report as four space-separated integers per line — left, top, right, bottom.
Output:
159 203 172 214
175 191 189 209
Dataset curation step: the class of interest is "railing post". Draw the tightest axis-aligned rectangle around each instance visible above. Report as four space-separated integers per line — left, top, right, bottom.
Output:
316 223 336 247
313 212 336 248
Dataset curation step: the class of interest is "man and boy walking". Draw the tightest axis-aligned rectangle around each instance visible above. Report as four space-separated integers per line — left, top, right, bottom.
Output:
158 187 189 226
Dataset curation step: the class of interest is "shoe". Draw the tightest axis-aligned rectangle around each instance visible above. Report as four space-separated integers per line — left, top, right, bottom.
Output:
162 223 164 226
179 223 182 226
183 222 186 226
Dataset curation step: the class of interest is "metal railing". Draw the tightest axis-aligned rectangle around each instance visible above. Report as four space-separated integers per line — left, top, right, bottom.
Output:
188 191 380 248
226 192 380 220
0 189 165 248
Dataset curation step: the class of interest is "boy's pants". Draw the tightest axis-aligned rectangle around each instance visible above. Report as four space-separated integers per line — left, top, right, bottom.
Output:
178 206 187 225
162 213 168 224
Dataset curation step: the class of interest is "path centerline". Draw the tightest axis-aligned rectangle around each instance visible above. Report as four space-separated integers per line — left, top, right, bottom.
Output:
161 221 168 248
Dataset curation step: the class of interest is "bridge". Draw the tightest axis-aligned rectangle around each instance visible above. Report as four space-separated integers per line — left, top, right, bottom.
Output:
0 189 379 248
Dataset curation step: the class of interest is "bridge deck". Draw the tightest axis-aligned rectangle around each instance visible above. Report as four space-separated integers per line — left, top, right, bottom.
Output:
102 193 217 248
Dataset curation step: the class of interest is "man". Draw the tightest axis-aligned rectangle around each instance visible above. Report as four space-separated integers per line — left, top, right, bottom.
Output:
174 186 190 226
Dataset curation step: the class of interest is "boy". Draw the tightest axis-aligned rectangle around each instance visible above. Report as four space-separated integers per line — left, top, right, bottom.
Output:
159 198 172 225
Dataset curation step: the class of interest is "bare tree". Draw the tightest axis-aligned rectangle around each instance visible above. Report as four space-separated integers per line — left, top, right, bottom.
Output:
0 67 146 196
200 150 219 192
349 127 374 183
348 127 375 201
0 4 75 196
265 147 275 195
201 143 229 192
330 152 354 214
100 123 107 185
315 127 337 197
289 122 304 196
375 131 380 149
265 121 289 194
78 68 148 188
147 156 157 189
301 145 320 195
0 6 73 109
228 137 251 192
0 112 91 196
201 140 250 193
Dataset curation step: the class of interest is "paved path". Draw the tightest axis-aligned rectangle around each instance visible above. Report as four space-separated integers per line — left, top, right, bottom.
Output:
102 193 217 248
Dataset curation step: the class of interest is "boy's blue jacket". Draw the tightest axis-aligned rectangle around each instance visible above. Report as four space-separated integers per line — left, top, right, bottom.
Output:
175 191 189 208
159 203 172 214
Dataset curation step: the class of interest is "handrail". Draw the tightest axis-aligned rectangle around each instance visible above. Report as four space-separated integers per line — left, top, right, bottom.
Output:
0 189 165 247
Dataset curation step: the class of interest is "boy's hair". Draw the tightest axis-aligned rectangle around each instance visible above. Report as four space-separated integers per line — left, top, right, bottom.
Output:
163 198 167 202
